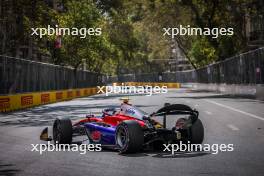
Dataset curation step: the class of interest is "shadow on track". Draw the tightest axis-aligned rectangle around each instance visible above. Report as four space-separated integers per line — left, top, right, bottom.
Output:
120 151 211 158
151 151 211 158
0 103 116 127
0 161 20 176
87 93 152 100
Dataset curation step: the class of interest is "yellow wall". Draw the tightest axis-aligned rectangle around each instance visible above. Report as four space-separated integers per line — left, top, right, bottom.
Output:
0 87 98 112
0 82 180 112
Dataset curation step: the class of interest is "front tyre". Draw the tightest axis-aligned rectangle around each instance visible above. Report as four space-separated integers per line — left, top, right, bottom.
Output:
53 118 72 144
190 119 204 144
115 120 144 153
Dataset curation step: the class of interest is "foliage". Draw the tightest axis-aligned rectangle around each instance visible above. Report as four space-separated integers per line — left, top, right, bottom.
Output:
189 37 217 67
56 0 105 70
2 0 263 74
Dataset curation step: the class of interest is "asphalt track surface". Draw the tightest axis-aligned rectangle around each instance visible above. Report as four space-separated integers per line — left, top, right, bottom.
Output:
0 89 263 176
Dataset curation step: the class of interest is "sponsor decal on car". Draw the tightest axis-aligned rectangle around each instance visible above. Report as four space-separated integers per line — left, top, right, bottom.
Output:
91 131 102 142
125 108 136 115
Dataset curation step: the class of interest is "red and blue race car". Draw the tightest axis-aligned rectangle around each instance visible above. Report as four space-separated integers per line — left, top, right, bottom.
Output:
40 99 204 153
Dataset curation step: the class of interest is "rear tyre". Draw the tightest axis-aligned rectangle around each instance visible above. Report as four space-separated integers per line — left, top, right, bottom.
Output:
190 119 204 144
115 120 144 153
53 118 72 144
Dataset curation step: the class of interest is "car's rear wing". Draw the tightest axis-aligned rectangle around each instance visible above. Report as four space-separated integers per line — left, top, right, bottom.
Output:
153 103 199 128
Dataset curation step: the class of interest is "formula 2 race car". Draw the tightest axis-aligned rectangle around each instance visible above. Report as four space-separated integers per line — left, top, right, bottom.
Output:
40 100 204 153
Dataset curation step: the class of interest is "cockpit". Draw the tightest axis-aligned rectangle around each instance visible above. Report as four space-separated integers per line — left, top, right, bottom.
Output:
102 104 148 120
119 104 148 120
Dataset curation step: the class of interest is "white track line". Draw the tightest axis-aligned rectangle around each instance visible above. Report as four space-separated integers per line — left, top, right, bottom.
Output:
204 99 264 121
227 124 239 131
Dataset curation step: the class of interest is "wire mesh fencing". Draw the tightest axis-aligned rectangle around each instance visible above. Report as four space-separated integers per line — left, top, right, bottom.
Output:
117 47 264 85
0 56 105 94
1 47 263 95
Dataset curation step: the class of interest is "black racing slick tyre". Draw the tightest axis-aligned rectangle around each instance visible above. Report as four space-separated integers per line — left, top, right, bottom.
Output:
190 119 204 144
115 120 144 153
53 118 72 144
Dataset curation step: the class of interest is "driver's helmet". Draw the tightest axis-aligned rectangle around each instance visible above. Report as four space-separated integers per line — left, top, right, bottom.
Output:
120 97 131 105
120 97 131 114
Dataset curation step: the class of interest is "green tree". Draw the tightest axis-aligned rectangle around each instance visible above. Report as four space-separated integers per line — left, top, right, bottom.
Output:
56 0 112 73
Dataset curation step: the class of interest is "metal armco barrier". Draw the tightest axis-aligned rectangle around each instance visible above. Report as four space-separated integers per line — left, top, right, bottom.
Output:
0 56 105 95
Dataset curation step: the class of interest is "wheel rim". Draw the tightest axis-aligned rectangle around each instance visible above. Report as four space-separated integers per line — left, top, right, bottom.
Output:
117 126 127 148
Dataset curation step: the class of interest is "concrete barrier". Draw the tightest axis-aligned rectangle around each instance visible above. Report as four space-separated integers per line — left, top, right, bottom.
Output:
256 84 264 100
113 82 181 88
182 83 264 100
0 82 181 112
0 87 98 112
